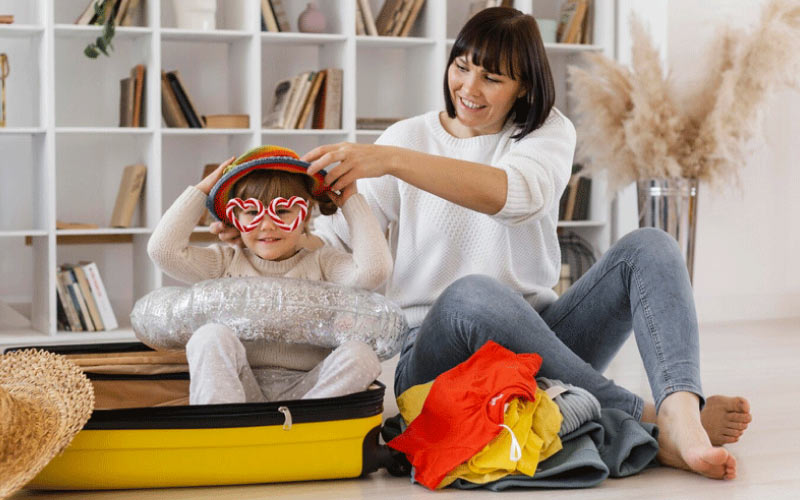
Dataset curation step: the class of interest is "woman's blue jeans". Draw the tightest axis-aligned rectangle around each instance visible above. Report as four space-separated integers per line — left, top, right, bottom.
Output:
394 228 704 420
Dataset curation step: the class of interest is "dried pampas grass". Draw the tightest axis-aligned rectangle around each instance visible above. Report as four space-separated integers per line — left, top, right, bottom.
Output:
568 0 800 192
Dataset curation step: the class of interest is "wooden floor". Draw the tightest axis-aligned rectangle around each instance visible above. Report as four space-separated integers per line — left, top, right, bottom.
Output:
13 317 800 499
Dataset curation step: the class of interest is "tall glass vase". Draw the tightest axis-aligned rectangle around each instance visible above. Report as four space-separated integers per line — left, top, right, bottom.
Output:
637 178 699 283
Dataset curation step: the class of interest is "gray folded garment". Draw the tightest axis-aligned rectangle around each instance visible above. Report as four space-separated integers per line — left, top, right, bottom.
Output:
444 408 659 491
536 376 602 436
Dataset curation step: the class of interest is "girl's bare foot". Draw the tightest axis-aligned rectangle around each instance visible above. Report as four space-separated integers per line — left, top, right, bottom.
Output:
701 395 752 445
655 392 737 480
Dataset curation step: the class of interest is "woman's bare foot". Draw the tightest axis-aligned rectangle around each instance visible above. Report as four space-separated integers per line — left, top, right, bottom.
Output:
656 392 737 480
701 395 752 445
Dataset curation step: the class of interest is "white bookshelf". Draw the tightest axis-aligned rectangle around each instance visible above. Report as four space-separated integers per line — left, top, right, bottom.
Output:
0 0 617 349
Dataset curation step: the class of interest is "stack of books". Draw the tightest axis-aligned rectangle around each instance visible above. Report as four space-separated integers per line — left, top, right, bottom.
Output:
75 0 143 26
558 164 592 221
119 64 146 127
357 0 425 37
263 68 342 130
160 70 205 128
56 262 118 332
260 0 290 32
555 0 592 44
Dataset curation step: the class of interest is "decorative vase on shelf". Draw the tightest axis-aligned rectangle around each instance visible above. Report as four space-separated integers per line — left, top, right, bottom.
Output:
637 177 699 283
298 2 326 33
173 0 217 31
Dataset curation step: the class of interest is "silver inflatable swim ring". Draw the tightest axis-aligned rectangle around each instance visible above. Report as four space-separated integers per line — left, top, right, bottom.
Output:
130 277 407 361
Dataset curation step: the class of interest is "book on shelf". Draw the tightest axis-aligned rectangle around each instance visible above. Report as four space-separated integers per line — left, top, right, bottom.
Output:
356 117 402 130
131 63 146 127
263 78 293 128
390 0 416 36
558 164 591 221
55 271 81 331
269 0 291 32
121 0 143 26
295 71 325 129
358 0 379 36
119 64 146 127
285 71 314 130
160 71 189 127
119 77 133 127
66 264 105 331
74 0 139 26
580 0 593 44
355 1 366 35
113 0 131 26
80 261 118 330
0 15 14 24
556 0 589 44
260 0 279 32
56 220 100 230
312 68 342 129
75 1 97 25
60 268 94 331
397 0 426 37
110 164 147 228
374 0 404 36
165 70 204 128
202 114 250 129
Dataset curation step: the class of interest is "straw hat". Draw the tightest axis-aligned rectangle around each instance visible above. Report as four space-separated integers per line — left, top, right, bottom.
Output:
0 349 94 498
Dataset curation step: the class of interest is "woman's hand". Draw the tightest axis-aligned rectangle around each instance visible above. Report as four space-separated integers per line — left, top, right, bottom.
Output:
302 142 397 193
196 155 236 195
326 181 357 208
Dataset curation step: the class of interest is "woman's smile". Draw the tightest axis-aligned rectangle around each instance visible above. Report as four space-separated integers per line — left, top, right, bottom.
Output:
458 96 486 111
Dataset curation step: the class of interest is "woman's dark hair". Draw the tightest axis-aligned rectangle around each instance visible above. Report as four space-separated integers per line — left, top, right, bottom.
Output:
233 170 338 217
444 7 555 140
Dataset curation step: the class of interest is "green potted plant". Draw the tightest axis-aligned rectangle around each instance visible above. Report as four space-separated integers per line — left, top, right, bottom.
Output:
84 0 116 59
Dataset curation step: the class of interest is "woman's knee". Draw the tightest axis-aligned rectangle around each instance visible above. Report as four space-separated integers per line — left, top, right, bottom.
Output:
436 274 517 313
615 228 685 269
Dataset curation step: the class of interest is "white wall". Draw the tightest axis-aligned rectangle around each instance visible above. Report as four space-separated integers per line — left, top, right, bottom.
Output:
667 0 800 323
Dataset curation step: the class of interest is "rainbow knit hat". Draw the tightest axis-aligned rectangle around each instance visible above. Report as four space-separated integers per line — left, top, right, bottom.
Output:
206 145 331 223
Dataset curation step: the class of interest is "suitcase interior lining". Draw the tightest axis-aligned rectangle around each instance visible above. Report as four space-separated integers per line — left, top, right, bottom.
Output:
10 342 385 430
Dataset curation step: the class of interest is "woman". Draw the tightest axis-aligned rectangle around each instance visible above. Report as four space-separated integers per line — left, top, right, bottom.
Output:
213 7 749 480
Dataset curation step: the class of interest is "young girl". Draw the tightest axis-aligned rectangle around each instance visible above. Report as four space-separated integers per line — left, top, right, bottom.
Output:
147 145 393 404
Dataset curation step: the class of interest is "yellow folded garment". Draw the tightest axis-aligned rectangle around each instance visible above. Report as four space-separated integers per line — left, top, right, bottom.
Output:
396 383 563 489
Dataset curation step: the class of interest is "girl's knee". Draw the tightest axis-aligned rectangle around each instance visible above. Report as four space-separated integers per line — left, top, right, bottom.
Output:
338 340 381 379
187 323 239 352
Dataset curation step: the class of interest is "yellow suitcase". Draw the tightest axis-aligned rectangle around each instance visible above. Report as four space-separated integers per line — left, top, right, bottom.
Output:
14 342 402 490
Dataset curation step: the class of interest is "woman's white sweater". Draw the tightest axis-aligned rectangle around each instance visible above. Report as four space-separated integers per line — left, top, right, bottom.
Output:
313 109 577 328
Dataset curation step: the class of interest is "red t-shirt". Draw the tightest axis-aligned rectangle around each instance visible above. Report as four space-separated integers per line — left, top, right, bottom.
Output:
388 340 542 489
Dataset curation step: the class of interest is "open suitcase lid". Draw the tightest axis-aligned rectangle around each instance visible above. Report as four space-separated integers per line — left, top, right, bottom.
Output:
7 342 385 431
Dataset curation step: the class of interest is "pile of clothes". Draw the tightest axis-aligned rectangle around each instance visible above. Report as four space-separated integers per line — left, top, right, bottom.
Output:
387 341 659 491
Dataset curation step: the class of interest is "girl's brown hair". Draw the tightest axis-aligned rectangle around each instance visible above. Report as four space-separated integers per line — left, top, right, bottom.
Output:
444 7 555 140
232 170 338 217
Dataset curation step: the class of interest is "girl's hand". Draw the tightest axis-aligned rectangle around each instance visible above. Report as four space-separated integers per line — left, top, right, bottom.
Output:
209 220 243 248
196 155 236 195
302 143 396 193
326 181 357 208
